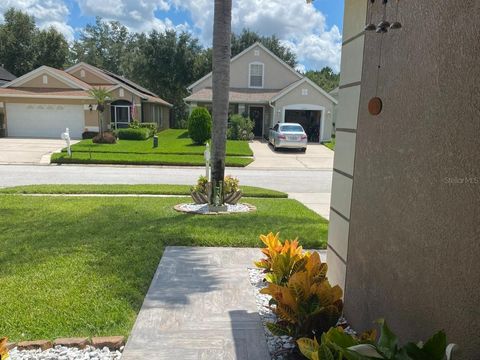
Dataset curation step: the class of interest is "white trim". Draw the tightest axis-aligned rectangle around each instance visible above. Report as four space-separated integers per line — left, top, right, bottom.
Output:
65 62 117 84
3 66 90 90
0 94 91 100
187 42 302 90
85 126 99 132
248 62 264 89
112 104 132 128
281 103 326 143
270 77 338 104
248 104 265 138
108 84 146 100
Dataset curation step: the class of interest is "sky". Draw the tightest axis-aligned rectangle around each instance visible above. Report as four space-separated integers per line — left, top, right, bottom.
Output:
0 0 344 72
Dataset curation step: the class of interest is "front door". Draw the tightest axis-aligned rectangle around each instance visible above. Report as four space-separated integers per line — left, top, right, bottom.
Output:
113 105 131 129
249 106 264 137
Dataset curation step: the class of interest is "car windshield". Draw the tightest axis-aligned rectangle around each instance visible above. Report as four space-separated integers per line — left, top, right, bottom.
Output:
280 125 304 132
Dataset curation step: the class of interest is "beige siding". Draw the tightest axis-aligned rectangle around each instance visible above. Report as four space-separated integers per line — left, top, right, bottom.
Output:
69 67 115 85
191 44 301 93
327 0 366 294
112 87 142 104
272 81 335 141
17 75 73 89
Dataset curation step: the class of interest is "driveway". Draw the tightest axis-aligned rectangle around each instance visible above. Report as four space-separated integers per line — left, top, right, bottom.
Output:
0 138 78 164
247 139 334 170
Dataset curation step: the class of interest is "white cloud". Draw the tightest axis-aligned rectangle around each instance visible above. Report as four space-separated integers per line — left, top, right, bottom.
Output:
1 0 342 70
171 0 342 71
0 0 75 41
75 0 186 34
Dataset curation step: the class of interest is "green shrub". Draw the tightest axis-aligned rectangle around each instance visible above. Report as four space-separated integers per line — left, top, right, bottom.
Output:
227 114 254 140
188 108 211 144
117 127 151 140
129 121 158 135
297 320 450 360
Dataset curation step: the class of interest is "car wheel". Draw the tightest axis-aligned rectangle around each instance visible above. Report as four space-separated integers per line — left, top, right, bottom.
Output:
273 141 278 151
301 148 307 153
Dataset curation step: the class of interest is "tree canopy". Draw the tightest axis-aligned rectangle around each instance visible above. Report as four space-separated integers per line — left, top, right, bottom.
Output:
304 67 340 93
0 8 68 76
0 8 340 123
231 29 297 68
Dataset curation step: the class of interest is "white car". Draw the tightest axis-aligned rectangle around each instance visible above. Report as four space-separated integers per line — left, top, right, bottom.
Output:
269 123 307 152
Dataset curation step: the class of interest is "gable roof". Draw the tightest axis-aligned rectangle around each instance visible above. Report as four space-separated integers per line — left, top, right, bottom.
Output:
269 77 338 104
2 66 91 90
187 42 303 91
0 66 16 82
65 62 164 100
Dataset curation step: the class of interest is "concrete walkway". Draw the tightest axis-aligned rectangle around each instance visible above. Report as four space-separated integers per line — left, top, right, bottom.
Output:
122 247 270 360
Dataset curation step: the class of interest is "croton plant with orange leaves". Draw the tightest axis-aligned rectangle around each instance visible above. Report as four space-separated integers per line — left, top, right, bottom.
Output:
255 232 327 285
0 337 9 360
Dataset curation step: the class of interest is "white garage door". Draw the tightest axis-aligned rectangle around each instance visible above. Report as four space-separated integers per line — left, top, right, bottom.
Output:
6 103 85 139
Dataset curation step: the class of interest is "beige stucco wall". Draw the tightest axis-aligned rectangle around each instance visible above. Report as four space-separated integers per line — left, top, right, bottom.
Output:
18 75 73 89
343 2 480 358
272 81 335 141
191 44 301 93
69 67 115 85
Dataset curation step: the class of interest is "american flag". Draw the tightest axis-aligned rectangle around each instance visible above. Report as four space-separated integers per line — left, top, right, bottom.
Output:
131 96 137 120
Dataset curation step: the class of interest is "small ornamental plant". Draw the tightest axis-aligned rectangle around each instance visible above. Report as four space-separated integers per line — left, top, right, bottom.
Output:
190 175 243 205
188 107 212 144
0 337 10 360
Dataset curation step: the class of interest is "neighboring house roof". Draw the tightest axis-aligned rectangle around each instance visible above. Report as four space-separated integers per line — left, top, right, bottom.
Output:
3 66 91 90
187 42 302 91
1 63 172 107
184 87 282 104
269 77 338 105
0 66 16 83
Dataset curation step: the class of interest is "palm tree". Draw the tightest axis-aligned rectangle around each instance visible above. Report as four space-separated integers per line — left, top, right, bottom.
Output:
210 0 232 207
88 87 112 136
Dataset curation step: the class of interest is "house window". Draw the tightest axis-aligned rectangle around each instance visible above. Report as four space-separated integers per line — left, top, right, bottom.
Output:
302 88 308 96
249 63 264 88
42 75 48 84
80 70 85 78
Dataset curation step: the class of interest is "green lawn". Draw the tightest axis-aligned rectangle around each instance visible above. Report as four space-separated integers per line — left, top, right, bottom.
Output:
0 195 328 341
0 184 287 198
68 129 253 157
51 152 253 167
323 138 335 151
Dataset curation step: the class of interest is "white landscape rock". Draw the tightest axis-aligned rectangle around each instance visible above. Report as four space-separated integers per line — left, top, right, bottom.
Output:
9 345 122 360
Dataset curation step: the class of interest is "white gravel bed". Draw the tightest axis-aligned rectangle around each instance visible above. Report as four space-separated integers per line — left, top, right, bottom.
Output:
174 202 254 214
9 345 123 360
248 268 356 360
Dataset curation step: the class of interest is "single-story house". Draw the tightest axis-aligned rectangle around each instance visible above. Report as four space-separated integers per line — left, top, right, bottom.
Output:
184 42 338 142
0 66 16 86
0 62 172 139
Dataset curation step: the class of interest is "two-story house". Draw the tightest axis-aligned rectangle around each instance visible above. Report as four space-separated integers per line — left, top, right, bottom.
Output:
184 42 337 143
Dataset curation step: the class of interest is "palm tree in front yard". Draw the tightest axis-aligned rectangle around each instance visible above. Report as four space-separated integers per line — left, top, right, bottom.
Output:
88 87 112 137
210 0 232 207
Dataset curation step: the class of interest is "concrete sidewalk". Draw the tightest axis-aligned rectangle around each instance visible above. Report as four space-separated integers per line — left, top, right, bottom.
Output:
122 247 270 360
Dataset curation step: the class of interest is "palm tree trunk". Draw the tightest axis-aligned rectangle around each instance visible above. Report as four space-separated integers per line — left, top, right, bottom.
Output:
210 0 232 206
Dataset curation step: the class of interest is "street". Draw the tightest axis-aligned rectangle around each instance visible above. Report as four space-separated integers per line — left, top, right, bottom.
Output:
0 164 333 219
